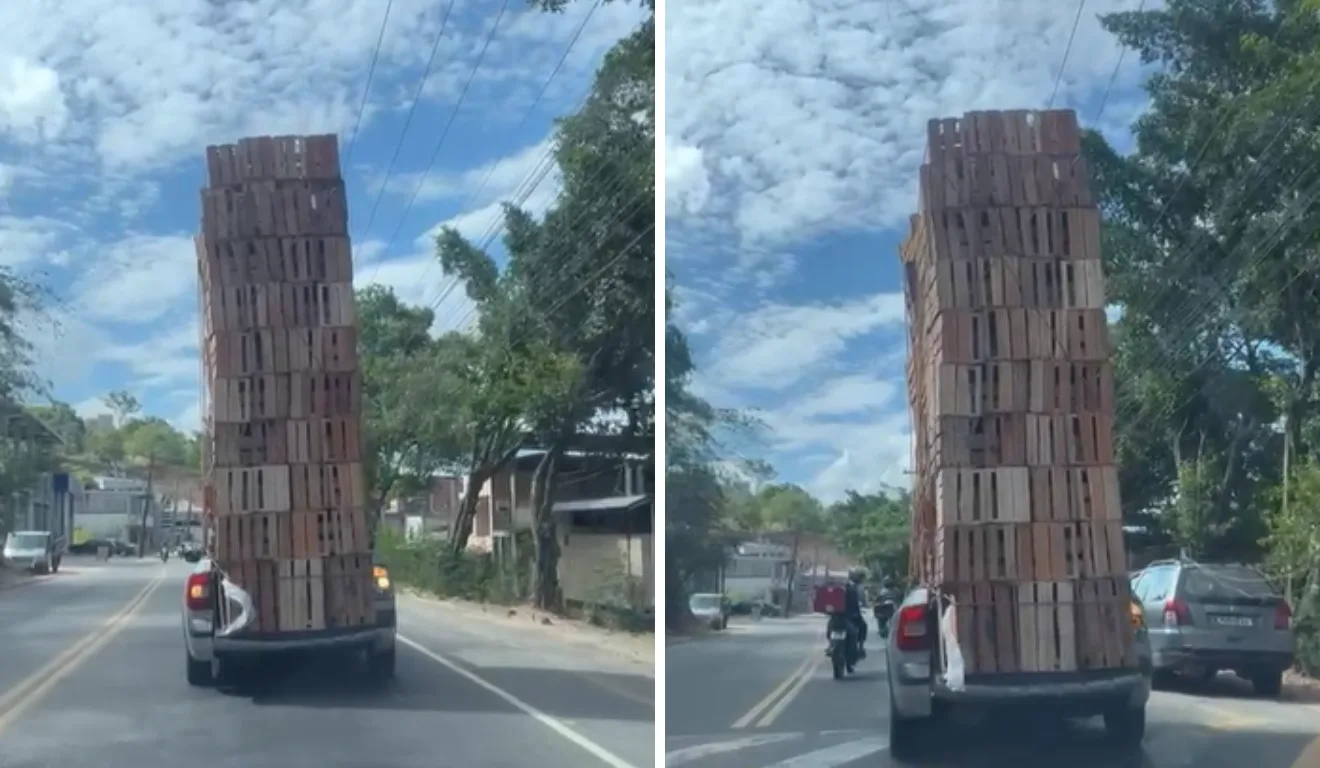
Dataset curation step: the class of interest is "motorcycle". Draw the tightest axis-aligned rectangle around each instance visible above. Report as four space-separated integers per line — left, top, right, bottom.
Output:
874 599 897 638
826 613 859 680
160 548 170 563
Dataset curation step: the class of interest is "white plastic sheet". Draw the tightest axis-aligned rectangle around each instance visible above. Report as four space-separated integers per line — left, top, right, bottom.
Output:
940 597 966 691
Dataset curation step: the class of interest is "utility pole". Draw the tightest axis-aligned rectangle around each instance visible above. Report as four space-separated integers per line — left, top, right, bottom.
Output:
139 452 155 558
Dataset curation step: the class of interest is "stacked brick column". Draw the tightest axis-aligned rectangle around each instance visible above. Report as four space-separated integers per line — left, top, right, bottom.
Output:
900 110 1135 675
197 135 372 633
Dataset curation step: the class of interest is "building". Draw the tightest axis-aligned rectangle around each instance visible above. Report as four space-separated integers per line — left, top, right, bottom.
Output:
75 476 162 546
463 451 653 612
0 408 73 542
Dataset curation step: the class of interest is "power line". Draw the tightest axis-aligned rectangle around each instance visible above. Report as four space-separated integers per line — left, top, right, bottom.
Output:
343 0 396 169
1048 0 1087 109
354 0 458 242
377 0 515 260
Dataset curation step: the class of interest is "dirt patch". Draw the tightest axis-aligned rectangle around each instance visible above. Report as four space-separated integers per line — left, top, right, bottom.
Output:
1283 668 1320 703
400 590 655 674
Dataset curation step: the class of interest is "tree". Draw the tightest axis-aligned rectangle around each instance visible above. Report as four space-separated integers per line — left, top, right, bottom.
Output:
27 402 83 453
433 2 654 611
828 489 911 583
356 286 460 526
103 390 140 427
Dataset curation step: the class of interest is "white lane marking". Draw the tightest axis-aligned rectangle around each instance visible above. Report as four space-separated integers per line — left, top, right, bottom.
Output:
760 737 890 768
399 635 638 768
665 734 803 766
756 656 821 728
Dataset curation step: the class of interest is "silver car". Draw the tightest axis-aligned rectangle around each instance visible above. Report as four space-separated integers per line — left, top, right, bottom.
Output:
1132 560 1294 696
181 557 398 687
3 531 59 574
885 586 1153 760
688 592 728 630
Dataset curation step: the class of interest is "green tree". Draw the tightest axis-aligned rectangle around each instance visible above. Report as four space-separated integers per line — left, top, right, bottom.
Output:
103 390 140 427
828 489 911 583
27 401 84 453
434 3 654 611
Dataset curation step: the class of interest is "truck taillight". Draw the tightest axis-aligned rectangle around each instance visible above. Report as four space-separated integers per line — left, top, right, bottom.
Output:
1275 601 1292 630
373 565 391 591
185 573 210 611
895 605 930 652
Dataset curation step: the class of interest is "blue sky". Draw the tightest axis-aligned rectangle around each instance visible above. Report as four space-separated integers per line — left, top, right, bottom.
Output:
0 0 646 431
665 0 1151 502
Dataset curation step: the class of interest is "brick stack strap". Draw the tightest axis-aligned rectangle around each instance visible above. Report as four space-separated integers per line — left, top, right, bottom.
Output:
899 110 1136 676
196 135 373 634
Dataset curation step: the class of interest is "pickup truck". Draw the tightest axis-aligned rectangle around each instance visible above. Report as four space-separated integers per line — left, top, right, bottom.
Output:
181 557 398 687
885 586 1153 760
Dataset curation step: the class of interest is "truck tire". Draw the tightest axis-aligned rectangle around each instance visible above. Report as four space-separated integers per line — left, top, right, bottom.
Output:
1103 704 1146 750
888 689 923 761
186 652 212 687
1252 669 1283 697
367 648 396 684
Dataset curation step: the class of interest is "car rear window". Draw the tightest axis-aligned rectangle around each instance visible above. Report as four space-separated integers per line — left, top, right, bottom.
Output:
1180 565 1279 604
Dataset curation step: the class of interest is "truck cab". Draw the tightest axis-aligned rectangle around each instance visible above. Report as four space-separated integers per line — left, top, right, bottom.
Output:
180 557 398 687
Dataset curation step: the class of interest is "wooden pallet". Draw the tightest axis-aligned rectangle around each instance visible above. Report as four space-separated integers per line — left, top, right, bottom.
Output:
197 235 354 290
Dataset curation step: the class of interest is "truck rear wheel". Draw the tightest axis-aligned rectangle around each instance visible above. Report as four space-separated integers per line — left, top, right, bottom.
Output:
367 648 396 684
186 651 212 687
1103 704 1146 750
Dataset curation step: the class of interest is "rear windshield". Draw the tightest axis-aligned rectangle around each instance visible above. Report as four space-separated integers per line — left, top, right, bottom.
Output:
1180 565 1279 604
689 594 721 611
5 533 47 550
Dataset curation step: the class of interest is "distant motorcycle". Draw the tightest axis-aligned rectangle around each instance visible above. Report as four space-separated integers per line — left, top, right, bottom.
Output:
160 548 169 563
874 599 897 638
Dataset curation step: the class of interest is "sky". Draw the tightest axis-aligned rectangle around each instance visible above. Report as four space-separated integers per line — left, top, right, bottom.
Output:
0 0 647 432
665 0 1152 503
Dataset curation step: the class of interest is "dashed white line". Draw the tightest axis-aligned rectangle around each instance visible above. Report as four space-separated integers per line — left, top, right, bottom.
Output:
665 734 804 766
759 737 890 768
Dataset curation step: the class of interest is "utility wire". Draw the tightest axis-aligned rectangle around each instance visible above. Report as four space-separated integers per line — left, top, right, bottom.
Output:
1047 0 1087 109
343 0 396 169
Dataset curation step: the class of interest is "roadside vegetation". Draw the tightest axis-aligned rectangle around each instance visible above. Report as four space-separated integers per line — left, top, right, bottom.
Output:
365 0 654 626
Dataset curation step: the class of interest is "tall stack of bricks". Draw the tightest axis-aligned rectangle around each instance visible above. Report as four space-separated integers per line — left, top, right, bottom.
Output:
196 135 373 634
899 110 1136 676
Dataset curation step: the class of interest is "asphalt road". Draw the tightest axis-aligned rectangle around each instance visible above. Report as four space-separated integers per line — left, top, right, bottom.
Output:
665 614 1320 768
0 556 654 768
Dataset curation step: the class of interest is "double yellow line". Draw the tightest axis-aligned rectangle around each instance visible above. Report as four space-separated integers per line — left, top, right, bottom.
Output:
0 572 164 734
731 650 821 730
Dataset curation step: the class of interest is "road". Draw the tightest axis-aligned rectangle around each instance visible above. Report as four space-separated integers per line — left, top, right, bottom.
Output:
666 614 1320 768
0 556 654 768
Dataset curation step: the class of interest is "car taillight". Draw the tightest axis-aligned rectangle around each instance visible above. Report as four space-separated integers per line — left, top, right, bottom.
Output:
895 605 930 652
185 573 211 611
1275 601 1292 630
1163 597 1191 627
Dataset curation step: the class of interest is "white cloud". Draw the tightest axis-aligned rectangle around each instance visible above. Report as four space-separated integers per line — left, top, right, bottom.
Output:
666 0 1149 249
73 396 111 420
665 137 710 216
74 234 196 324
708 292 905 391
0 56 68 142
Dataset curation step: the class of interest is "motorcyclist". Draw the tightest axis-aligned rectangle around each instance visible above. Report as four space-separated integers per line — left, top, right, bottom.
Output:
874 576 900 634
844 567 868 659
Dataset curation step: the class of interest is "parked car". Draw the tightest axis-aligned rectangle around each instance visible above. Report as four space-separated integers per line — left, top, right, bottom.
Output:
688 592 729 630
885 586 1153 760
2 530 61 574
1130 560 1294 696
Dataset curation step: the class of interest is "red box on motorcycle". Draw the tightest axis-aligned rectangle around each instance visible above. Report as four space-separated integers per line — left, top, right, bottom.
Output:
813 584 846 614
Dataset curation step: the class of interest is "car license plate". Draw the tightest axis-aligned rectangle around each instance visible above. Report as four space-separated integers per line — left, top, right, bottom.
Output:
829 631 847 640
1212 615 1254 628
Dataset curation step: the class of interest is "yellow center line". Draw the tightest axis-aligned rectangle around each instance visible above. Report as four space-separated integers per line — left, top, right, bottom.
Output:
731 650 818 729
0 571 164 734
755 654 822 728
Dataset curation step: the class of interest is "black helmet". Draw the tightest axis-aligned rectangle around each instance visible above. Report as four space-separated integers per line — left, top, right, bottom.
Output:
848 567 865 583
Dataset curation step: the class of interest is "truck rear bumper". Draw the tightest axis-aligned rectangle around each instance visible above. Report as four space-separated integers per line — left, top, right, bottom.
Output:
185 608 396 662
894 669 1150 720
